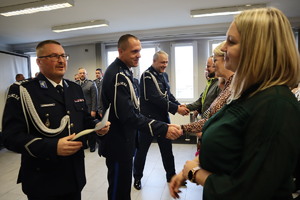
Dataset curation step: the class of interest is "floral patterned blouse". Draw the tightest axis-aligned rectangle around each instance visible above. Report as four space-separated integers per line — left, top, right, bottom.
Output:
182 75 234 134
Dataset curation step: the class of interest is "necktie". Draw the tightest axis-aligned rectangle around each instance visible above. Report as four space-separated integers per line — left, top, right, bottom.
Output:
56 85 64 95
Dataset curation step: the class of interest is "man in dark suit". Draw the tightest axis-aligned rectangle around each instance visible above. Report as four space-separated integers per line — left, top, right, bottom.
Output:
133 51 189 190
99 34 183 200
94 68 104 119
2 40 109 200
76 68 98 152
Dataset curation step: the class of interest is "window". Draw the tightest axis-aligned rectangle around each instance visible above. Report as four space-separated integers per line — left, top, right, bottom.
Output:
107 51 118 66
138 47 155 76
106 47 155 78
30 56 39 78
171 42 197 100
209 40 225 55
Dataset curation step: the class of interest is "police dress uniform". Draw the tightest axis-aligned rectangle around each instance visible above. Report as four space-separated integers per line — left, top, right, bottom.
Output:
99 58 169 200
94 77 104 117
2 73 95 199
133 66 180 182
75 79 98 114
75 79 98 151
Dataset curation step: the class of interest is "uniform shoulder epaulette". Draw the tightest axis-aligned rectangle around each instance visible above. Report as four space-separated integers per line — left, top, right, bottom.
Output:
64 78 76 85
15 78 32 86
66 79 78 86
143 70 153 79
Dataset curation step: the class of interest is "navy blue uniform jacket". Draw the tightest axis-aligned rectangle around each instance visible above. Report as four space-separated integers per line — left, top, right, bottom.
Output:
2 73 95 196
99 58 168 161
140 66 180 123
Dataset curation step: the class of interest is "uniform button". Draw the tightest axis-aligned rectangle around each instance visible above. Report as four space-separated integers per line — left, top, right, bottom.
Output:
45 113 49 117
70 123 74 127
67 111 70 114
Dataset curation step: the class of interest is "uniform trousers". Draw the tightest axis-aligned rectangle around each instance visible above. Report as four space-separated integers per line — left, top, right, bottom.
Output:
88 132 97 150
133 131 176 182
106 158 133 200
295 158 300 191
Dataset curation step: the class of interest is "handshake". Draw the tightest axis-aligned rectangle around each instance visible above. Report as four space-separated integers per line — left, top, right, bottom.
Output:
177 105 190 116
165 104 190 140
166 124 183 140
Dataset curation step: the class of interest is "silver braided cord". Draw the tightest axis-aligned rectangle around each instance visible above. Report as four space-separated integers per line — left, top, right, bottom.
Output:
143 70 167 101
114 72 140 119
142 71 169 111
19 85 70 137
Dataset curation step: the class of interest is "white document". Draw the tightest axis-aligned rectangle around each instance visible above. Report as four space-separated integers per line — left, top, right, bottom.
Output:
71 105 110 141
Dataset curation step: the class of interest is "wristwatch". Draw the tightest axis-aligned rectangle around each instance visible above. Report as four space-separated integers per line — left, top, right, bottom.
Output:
188 166 201 183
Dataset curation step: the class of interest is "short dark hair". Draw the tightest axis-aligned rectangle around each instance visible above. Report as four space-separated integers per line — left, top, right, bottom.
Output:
36 40 61 50
117 34 139 50
15 73 24 81
96 68 102 72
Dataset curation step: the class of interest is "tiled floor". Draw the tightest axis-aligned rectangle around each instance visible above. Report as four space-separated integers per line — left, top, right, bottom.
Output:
0 143 203 200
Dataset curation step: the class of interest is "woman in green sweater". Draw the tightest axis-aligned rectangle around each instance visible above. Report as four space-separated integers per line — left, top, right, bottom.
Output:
170 7 300 200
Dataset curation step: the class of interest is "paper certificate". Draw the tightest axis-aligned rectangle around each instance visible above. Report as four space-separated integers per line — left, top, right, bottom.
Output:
71 105 110 141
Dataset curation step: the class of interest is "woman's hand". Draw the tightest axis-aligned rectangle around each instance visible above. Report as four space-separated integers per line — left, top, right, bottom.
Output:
169 171 186 199
182 160 199 179
182 159 212 186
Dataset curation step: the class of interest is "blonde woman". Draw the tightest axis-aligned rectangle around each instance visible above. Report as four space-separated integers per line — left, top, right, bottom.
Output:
170 7 300 200
181 41 234 135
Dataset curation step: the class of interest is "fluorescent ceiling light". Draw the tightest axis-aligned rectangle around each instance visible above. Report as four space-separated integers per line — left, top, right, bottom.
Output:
52 20 109 33
191 4 266 18
0 0 74 17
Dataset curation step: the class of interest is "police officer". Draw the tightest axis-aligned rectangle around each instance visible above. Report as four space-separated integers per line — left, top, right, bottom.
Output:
99 34 183 200
94 68 104 119
76 67 98 152
133 51 189 190
2 40 109 200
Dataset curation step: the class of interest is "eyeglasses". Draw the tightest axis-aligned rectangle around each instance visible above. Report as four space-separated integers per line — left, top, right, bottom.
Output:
38 54 69 61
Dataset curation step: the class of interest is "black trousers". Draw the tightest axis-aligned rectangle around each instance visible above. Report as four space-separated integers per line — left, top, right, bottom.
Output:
133 131 176 182
27 191 81 200
295 158 300 191
88 132 97 149
106 158 133 200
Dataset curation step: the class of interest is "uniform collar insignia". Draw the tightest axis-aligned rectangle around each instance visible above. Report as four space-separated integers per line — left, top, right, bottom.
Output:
39 80 48 88
124 69 131 77
63 80 69 88
150 66 158 76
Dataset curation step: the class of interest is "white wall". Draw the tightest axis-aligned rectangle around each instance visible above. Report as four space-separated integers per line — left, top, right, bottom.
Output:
64 44 98 81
